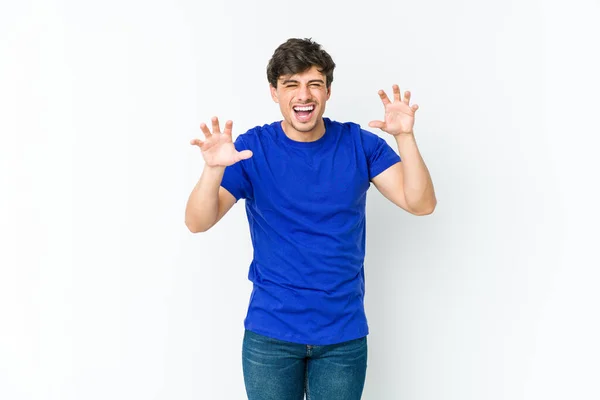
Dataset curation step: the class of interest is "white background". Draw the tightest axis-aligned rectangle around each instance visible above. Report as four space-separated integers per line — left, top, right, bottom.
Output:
1 0 599 399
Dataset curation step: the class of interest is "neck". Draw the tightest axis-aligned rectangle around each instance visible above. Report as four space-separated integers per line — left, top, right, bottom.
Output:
281 119 325 142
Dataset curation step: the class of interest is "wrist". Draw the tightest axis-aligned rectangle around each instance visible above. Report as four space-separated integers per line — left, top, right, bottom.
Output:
203 164 226 175
394 131 415 143
205 163 226 169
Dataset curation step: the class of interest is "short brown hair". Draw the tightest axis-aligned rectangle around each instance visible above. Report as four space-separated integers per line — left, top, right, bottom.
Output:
266 38 336 88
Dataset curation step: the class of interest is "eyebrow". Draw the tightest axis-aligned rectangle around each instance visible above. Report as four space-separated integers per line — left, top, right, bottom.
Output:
280 79 325 85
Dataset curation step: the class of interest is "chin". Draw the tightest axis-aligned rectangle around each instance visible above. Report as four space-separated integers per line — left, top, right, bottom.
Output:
291 113 323 132
292 121 318 133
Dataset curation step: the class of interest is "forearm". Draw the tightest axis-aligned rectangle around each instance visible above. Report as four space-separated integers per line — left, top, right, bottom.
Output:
185 165 225 232
395 133 436 214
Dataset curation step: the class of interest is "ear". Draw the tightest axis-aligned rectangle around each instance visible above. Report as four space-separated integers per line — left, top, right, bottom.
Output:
270 85 279 103
326 85 332 100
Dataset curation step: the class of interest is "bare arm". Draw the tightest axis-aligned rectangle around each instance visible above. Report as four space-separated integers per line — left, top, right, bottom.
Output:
394 133 436 213
369 85 436 215
185 166 237 233
184 117 252 233
372 134 436 215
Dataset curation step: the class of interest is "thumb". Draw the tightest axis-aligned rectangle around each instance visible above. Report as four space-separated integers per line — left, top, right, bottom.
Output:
368 121 385 130
237 150 253 160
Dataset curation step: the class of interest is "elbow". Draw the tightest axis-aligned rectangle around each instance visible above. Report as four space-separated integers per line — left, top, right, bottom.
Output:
412 207 435 216
185 221 203 233
186 224 205 234
185 216 212 233
408 198 437 216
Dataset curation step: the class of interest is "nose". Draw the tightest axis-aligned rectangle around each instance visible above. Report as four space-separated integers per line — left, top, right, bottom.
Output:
297 84 310 101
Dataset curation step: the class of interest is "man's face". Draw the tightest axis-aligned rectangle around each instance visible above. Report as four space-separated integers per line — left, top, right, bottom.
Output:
270 65 331 139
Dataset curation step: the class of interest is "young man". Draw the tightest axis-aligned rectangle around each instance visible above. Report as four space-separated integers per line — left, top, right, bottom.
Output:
185 38 436 400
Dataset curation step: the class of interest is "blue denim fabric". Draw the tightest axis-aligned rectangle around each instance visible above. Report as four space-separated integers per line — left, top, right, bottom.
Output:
242 329 368 400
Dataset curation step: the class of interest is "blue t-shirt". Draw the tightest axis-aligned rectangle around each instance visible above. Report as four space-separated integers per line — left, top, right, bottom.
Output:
221 117 401 345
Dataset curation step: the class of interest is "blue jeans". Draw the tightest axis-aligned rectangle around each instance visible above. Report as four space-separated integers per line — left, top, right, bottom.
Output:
242 329 368 400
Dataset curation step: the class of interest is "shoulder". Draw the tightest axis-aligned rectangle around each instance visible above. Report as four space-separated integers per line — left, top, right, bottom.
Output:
235 122 279 146
325 118 380 146
325 117 360 133
233 121 279 149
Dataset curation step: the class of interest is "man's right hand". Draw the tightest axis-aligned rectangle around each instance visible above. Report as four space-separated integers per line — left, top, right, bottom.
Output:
190 117 253 167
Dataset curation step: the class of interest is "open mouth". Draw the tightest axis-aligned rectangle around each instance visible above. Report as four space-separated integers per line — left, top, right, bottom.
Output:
293 104 315 123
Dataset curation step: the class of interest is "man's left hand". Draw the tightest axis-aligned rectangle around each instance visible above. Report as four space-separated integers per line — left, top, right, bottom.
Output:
368 84 419 136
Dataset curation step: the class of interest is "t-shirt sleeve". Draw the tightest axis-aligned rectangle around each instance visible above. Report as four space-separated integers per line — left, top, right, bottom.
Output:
361 129 401 180
220 135 253 201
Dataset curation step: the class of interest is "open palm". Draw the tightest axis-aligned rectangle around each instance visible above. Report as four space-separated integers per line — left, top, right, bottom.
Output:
190 117 252 167
368 84 419 136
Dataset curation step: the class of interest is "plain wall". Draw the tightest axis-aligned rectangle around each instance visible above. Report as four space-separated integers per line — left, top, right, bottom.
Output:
1 0 599 398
